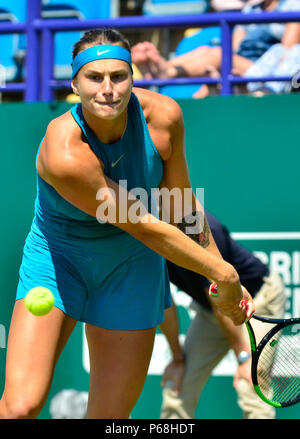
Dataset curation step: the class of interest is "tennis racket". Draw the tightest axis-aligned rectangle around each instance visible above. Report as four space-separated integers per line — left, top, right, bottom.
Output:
209 282 300 408
245 313 300 408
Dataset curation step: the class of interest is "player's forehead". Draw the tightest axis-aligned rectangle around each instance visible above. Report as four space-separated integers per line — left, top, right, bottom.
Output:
81 58 131 75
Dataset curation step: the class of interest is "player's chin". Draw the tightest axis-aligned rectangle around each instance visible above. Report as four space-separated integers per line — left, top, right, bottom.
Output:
94 101 123 118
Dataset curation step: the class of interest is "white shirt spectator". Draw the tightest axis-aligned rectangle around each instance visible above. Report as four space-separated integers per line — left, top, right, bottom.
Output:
211 0 264 11
239 0 300 42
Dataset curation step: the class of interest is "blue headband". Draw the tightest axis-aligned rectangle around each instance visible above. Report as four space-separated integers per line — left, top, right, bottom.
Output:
72 44 133 78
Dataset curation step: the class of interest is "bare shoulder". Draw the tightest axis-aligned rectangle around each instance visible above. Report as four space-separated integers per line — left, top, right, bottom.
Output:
45 110 83 151
37 111 101 184
133 88 184 160
133 87 184 131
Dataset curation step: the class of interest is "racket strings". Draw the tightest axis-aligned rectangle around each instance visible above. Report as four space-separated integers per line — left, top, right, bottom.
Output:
257 325 300 404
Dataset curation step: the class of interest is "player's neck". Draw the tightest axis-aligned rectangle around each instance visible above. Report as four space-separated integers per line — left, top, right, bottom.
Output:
83 108 128 145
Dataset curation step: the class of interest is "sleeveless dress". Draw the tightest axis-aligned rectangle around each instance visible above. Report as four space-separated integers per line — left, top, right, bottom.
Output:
16 93 172 330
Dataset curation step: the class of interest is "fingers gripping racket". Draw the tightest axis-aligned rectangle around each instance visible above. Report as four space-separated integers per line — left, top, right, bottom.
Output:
209 283 300 408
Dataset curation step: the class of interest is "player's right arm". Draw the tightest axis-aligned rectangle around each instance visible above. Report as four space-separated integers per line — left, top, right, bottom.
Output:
37 115 248 324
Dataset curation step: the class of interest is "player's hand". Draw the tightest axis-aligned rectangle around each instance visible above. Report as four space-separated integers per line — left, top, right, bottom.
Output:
161 359 185 395
209 282 255 326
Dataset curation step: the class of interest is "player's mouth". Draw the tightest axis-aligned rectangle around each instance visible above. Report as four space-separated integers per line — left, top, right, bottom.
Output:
95 100 120 107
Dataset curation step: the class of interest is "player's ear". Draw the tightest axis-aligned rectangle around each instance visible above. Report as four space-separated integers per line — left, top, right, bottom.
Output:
71 78 79 96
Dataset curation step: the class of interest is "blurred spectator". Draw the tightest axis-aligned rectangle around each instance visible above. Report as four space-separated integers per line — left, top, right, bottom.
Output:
244 43 300 95
238 0 300 94
132 0 300 97
292 68 300 90
211 0 263 11
120 0 145 16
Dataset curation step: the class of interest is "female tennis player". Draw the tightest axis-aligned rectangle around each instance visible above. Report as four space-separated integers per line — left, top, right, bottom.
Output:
0 28 254 419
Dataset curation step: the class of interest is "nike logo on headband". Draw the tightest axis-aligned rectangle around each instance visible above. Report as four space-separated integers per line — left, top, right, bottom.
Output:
97 50 110 56
72 45 133 78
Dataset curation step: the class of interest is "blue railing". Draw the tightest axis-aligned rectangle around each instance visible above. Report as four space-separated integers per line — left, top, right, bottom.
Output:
0 0 300 101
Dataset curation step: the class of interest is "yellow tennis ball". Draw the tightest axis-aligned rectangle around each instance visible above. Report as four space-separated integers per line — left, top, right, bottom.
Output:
25 287 55 316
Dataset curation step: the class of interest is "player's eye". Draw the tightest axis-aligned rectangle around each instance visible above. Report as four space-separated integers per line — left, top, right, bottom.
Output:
90 75 102 81
112 73 128 82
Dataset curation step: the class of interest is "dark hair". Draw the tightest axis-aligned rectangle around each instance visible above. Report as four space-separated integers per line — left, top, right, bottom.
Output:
72 28 131 60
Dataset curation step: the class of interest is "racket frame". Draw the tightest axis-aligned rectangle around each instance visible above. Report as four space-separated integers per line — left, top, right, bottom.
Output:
245 315 300 408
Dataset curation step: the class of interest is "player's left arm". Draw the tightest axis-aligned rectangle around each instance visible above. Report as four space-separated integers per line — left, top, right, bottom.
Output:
136 89 254 323
153 97 254 319
157 98 222 259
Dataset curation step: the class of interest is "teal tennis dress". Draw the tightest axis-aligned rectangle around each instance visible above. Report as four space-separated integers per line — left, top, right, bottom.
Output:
16 93 172 329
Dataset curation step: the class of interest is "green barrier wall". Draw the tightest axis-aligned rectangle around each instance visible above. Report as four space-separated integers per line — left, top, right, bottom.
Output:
0 95 299 419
